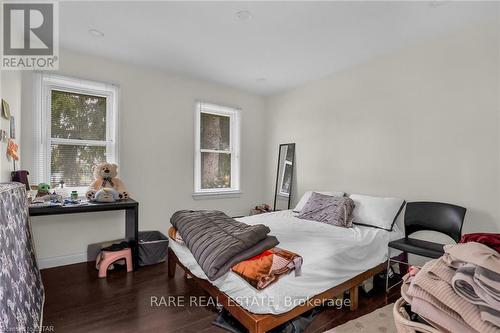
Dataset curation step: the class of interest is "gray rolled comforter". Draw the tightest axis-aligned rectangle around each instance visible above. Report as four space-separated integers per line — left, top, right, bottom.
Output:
170 210 279 280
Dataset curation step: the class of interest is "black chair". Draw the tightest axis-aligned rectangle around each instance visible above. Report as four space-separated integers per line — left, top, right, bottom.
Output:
386 201 466 291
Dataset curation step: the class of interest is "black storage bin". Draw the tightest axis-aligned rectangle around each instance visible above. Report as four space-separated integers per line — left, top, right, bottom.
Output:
138 231 169 266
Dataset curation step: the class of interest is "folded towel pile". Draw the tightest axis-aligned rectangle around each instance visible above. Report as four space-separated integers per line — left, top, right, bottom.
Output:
405 241 500 333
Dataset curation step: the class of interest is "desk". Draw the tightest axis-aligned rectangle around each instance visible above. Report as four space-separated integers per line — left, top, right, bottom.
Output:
29 199 139 270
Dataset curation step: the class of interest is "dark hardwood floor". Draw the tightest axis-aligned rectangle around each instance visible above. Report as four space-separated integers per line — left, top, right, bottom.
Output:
41 261 400 333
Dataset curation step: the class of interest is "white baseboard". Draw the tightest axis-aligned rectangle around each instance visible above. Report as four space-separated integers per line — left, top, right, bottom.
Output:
37 253 88 269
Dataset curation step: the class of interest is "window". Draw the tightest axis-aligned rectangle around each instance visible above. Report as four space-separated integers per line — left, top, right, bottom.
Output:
194 102 240 196
33 74 118 190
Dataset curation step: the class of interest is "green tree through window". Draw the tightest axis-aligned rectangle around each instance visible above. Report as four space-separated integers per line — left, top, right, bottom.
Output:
194 102 240 194
50 90 108 187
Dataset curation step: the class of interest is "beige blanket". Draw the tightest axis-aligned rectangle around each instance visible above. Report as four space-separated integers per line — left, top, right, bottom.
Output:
406 249 499 333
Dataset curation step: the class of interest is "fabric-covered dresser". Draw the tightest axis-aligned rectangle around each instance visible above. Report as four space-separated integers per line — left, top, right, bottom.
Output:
0 183 44 332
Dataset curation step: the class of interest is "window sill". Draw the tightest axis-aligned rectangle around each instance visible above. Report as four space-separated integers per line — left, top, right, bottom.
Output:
192 191 242 200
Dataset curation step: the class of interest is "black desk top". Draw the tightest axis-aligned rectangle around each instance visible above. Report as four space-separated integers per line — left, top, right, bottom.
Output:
29 199 138 217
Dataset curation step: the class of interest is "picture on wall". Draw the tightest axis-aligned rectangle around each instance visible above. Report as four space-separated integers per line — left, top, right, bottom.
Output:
1 99 11 119
10 116 15 139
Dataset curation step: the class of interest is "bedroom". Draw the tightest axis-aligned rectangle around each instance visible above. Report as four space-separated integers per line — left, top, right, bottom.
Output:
0 1 499 333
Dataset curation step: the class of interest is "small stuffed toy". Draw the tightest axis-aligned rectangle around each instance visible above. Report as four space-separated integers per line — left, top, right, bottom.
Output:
36 183 51 198
94 188 120 203
33 183 63 203
86 162 129 201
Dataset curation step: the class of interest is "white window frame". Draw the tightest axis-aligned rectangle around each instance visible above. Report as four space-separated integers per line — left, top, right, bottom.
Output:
33 73 119 193
194 102 240 197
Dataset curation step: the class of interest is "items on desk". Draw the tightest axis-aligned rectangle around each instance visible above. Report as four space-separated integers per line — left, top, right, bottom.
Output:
86 162 129 201
63 198 88 206
32 184 66 204
55 180 69 199
29 201 63 208
49 193 63 203
93 188 120 202
35 183 51 198
30 198 88 209
32 192 63 203
30 181 88 207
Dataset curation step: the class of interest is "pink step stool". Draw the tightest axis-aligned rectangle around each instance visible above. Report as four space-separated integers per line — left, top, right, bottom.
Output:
96 248 133 278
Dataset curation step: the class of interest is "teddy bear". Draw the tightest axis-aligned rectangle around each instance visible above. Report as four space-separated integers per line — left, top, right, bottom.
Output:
86 162 129 201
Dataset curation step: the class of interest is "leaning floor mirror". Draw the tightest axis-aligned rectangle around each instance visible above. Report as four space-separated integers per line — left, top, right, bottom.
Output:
273 143 295 211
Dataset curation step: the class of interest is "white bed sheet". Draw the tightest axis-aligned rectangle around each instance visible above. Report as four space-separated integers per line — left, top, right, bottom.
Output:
169 210 403 315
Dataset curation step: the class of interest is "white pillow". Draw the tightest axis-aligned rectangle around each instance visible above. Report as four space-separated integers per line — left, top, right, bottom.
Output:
293 191 345 212
349 194 405 231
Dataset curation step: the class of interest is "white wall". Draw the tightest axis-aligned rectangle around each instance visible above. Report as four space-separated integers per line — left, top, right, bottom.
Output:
0 71 22 182
265 21 500 235
19 19 500 268
21 49 267 268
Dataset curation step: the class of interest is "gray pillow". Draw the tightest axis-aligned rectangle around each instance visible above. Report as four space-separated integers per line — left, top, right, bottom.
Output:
297 192 355 228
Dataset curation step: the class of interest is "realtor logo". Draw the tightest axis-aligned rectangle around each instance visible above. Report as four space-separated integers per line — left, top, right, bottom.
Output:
1 1 59 69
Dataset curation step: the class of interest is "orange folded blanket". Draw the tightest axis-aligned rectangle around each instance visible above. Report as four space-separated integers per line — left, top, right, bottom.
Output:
168 226 184 245
168 226 302 290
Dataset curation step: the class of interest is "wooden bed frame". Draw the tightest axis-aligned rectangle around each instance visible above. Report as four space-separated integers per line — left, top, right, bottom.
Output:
168 248 387 333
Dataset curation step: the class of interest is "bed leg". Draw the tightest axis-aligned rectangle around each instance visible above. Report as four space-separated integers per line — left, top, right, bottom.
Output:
167 248 176 278
349 285 359 311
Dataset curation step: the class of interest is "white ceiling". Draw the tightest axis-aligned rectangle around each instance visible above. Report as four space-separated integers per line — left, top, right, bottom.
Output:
60 1 498 96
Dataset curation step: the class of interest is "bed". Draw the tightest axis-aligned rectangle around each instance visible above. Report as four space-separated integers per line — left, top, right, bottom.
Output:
168 209 403 332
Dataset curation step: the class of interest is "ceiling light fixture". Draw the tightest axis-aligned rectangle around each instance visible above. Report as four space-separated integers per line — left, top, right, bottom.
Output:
88 29 104 37
236 10 252 21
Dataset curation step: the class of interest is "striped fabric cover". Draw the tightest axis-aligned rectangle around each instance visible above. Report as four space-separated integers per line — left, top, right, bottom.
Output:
0 183 44 332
